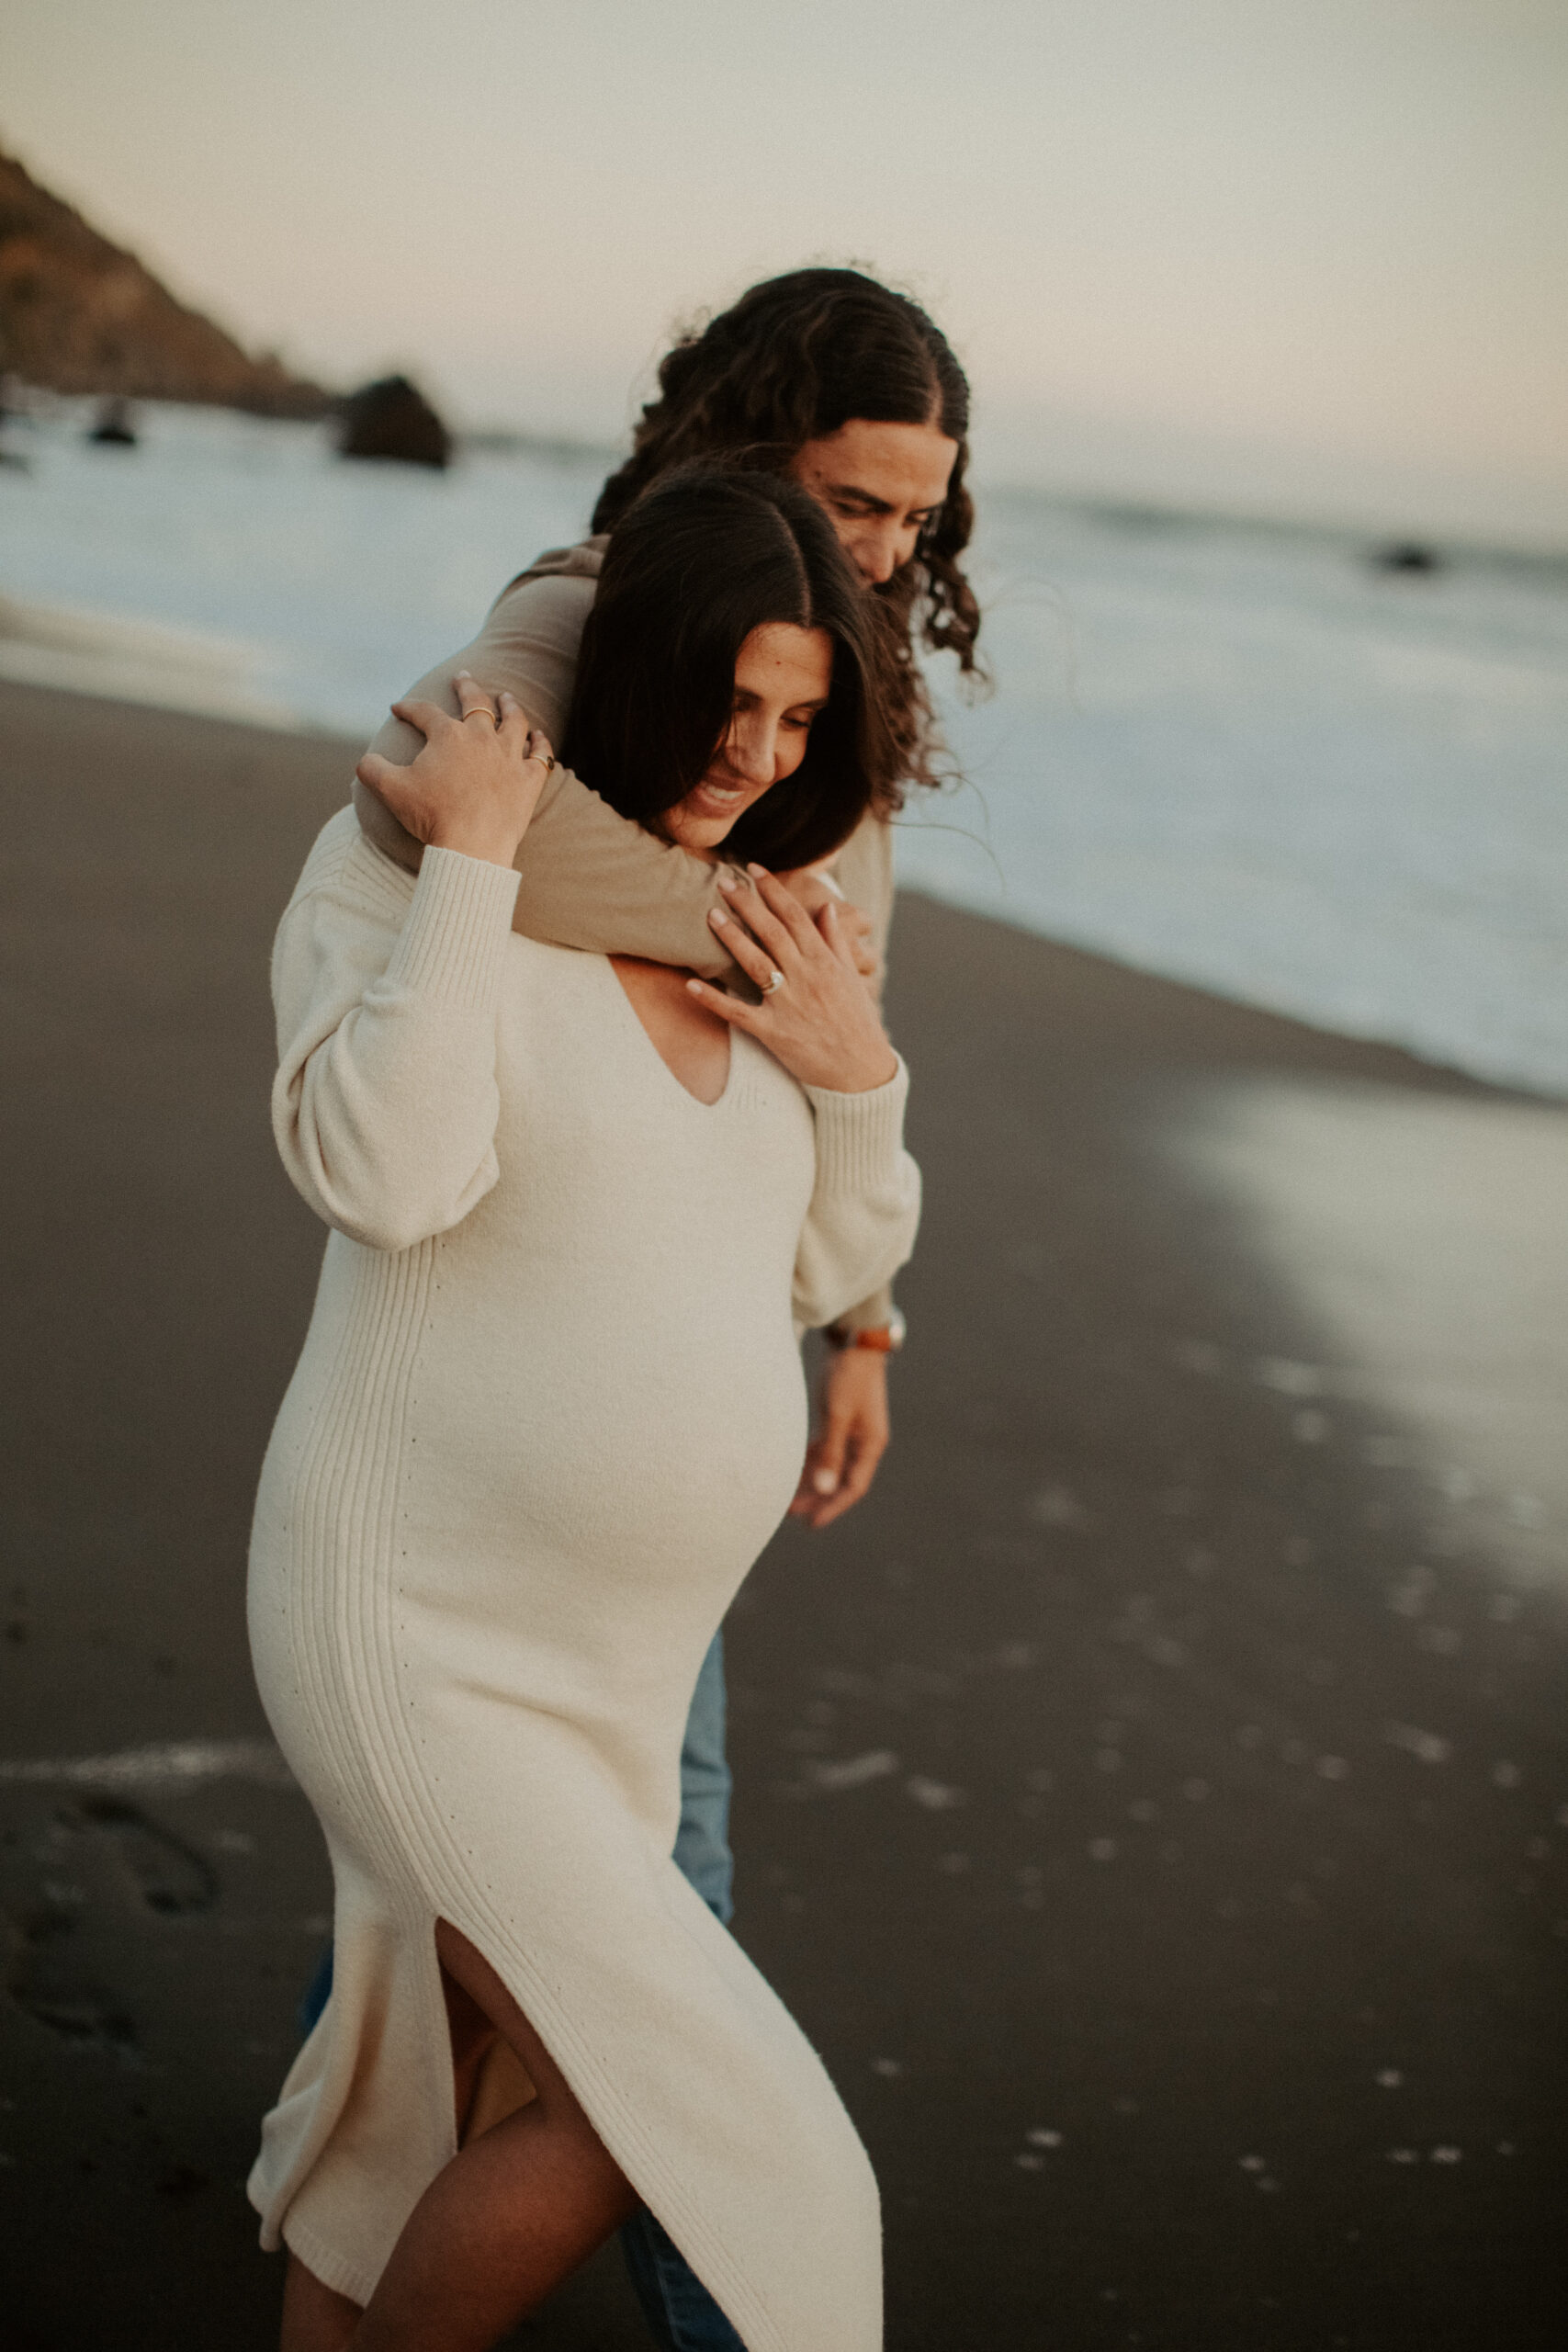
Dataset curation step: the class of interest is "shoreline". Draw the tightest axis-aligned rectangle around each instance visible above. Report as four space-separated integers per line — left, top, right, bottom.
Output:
1 664 1556 1105
3 677 1564 2347
0 594 336 735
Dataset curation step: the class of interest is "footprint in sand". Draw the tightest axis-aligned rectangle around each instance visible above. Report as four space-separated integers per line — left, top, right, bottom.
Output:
6 1794 218 2049
67 1793 218 1917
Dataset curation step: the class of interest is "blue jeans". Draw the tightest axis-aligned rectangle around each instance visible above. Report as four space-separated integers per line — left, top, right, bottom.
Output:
296 1629 742 2352
619 1633 745 2350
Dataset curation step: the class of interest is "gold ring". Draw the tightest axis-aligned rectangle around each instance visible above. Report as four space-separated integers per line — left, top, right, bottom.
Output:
761 968 786 996
465 707 498 728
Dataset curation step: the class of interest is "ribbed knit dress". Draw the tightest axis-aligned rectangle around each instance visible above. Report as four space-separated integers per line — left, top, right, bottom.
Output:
245 809 920 2350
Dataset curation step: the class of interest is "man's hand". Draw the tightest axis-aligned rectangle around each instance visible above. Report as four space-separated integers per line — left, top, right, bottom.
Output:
777 867 880 985
788 1346 891 1530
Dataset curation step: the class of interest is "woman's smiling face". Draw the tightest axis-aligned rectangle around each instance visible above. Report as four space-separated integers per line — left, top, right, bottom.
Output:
664 623 834 854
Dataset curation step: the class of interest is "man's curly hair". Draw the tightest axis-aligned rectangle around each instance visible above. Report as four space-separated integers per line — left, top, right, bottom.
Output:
591 268 982 801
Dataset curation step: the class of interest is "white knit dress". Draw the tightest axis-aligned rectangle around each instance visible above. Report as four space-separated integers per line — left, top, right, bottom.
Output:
245 811 920 2349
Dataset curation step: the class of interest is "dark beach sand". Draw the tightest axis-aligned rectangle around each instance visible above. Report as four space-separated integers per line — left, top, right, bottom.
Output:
1 677 1563 2351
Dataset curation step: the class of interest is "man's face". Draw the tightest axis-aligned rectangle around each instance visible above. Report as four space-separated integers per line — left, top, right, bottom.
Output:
788 419 959 588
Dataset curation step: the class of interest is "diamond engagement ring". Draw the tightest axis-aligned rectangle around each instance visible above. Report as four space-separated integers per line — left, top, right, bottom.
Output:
761 968 786 996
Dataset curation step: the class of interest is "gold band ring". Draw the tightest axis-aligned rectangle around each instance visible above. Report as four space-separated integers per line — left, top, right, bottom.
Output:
761 967 786 996
464 707 498 728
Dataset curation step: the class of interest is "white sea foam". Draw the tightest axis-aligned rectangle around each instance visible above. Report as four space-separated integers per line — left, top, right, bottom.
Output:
0 1736 295 1789
3 401 1564 1092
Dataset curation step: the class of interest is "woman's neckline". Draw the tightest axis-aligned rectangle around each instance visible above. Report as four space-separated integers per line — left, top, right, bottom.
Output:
604 956 735 1109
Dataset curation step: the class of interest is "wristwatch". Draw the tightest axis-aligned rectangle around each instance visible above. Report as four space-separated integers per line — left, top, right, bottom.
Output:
824 1309 907 1354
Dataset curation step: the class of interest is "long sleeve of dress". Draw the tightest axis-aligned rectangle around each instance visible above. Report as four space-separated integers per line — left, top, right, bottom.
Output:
791 1060 920 1330
271 820 522 1253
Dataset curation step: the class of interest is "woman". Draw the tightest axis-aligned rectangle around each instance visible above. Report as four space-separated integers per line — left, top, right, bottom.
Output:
336 268 976 2348
249 466 921 2352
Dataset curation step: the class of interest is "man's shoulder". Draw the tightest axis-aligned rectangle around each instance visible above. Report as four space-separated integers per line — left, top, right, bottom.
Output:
477 546 602 737
486 537 606 625
831 808 895 895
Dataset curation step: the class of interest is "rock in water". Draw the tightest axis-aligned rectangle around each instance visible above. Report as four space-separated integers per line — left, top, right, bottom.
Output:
338 376 451 469
89 396 137 446
1372 541 1441 575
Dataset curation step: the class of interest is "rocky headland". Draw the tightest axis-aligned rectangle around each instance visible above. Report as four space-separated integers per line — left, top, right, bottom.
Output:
0 144 328 418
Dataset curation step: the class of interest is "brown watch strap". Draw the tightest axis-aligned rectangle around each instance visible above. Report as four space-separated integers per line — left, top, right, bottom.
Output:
824 1310 906 1353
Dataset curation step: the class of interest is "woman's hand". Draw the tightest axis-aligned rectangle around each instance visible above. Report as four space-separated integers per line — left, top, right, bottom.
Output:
355 673 555 871
685 865 899 1094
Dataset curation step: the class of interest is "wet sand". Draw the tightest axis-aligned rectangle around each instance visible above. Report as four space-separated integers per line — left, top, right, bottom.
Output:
2 677 1563 2350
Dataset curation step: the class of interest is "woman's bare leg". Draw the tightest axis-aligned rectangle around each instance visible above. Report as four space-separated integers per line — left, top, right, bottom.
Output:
341 1917 639 2352
281 2255 362 2352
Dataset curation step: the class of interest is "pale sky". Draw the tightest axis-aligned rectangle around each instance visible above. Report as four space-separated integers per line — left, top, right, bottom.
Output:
6 0 1567 539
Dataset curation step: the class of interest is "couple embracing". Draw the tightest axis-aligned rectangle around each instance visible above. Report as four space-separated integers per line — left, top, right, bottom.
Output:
248 267 983 2352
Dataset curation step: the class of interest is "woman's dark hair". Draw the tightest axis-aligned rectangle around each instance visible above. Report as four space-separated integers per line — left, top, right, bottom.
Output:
590 268 982 788
560 464 905 868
